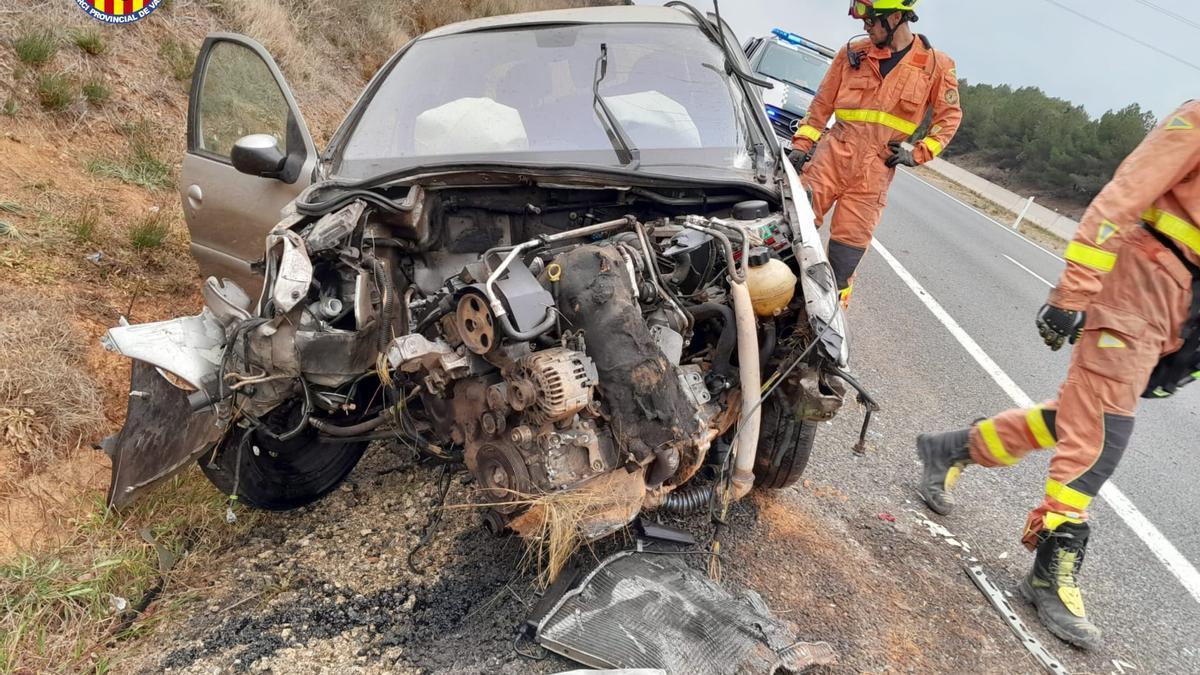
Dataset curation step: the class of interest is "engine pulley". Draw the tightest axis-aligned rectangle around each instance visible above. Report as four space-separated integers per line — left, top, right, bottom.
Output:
456 292 497 354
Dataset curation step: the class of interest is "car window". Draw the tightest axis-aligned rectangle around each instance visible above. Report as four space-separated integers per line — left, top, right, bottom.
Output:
336 23 758 180
196 41 289 159
755 42 829 93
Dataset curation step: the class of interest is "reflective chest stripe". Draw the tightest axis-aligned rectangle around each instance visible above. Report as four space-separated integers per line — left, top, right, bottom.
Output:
834 108 920 136
1144 207 1200 257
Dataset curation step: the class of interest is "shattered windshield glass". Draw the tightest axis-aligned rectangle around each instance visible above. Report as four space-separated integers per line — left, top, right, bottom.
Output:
336 23 758 180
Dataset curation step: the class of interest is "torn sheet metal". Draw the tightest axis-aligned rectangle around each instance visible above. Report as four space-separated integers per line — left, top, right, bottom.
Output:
965 564 1068 675
271 230 313 313
101 308 227 393
100 360 224 509
535 551 836 674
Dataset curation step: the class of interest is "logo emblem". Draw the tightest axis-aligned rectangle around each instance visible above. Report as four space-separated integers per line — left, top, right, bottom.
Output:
74 0 162 24
1097 332 1126 349
789 118 801 133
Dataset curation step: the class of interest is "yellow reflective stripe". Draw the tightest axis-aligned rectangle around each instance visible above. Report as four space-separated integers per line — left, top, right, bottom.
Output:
1046 479 1093 511
1044 511 1085 531
922 136 944 157
1064 241 1117 272
1026 407 1056 449
977 419 1019 465
834 108 919 135
795 124 822 142
1144 207 1200 257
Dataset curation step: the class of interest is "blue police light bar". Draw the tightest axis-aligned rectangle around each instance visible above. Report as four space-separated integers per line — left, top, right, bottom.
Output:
771 28 836 58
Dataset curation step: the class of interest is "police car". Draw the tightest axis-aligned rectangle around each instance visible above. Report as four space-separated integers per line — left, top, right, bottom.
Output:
744 29 835 141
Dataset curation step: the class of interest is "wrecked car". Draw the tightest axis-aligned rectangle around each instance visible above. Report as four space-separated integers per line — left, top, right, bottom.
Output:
100 4 861 540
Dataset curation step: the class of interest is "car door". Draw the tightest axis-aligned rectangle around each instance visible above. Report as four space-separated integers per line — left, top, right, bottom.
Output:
181 33 317 297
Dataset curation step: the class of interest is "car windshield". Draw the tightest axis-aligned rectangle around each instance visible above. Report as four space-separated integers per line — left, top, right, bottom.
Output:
335 23 760 180
756 42 828 93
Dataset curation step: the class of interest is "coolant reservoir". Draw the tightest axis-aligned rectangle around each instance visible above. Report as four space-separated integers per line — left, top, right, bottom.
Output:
745 247 796 317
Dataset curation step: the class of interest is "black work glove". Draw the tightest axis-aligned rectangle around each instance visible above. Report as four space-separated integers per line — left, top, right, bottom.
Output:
787 147 812 173
884 140 918 168
1036 303 1086 351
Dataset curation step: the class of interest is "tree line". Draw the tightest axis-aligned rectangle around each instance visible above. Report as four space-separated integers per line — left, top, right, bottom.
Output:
933 82 1157 204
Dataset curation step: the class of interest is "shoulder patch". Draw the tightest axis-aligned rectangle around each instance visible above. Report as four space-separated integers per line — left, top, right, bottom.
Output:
1165 116 1195 131
945 89 959 105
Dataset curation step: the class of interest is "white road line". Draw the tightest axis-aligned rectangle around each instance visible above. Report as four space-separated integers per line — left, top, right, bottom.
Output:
1002 254 1054 288
896 169 1066 263
873 238 1200 605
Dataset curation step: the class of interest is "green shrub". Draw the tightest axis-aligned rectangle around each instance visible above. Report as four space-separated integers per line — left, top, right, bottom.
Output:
72 28 107 55
129 214 170 250
69 206 100 243
82 80 112 104
36 73 74 111
14 30 57 66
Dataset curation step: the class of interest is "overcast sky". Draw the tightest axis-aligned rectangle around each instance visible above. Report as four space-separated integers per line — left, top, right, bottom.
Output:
641 0 1197 121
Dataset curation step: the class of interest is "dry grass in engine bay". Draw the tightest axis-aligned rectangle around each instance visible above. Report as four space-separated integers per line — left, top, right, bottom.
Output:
447 486 633 588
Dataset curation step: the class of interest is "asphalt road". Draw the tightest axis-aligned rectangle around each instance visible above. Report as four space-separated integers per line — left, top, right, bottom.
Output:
810 168 1200 673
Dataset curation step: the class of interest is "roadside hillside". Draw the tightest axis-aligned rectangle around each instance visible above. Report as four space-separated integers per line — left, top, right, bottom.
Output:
0 1 616 671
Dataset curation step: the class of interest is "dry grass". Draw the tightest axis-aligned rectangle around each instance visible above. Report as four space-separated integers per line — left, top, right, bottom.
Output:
452 483 635 588
0 292 105 475
0 472 257 674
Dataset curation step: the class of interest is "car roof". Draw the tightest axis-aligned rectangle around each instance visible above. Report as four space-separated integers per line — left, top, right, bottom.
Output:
420 5 700 40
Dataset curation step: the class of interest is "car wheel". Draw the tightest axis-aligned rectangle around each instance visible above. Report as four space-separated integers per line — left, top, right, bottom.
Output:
199 402 368 510
753 395 816 490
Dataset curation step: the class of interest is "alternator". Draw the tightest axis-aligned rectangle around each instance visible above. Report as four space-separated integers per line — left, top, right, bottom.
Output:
511 348 598 424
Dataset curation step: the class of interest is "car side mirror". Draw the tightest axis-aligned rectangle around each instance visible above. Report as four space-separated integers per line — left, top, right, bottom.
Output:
230 134 287 179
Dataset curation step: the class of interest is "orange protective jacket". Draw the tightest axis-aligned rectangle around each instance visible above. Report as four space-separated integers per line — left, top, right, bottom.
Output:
1051 100 1200 312
793 36 961 248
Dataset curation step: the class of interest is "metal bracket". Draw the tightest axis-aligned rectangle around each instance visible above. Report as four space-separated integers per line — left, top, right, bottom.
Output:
965 564 1069 675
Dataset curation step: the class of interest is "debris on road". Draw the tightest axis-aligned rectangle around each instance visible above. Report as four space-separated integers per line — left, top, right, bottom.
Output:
965 564 1068 675
534 551 836 673
910 509 972 553
877 512 896 523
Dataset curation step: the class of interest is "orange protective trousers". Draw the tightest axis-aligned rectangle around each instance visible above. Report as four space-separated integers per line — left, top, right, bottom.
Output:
967 101 1200 548
792 36 961 294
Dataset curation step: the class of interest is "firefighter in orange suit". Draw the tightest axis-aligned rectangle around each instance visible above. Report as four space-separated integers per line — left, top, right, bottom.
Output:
918 100 1200 650
791 0 961 307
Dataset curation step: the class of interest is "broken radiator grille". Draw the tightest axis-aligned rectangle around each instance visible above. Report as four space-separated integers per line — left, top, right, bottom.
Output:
536 551 829 674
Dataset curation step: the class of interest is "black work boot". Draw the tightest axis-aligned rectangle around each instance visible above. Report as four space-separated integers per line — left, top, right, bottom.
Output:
1019 521 1102 650
916 427 972 515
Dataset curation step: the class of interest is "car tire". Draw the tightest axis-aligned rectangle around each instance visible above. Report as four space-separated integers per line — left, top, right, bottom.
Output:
199 402 367 511
753 395 816 490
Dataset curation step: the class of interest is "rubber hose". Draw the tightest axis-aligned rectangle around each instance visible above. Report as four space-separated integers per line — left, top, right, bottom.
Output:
660 484 713 515
370 258 395 354
647 445 680 487
686 303 737 379
759 322 777 371
309 413 387 437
